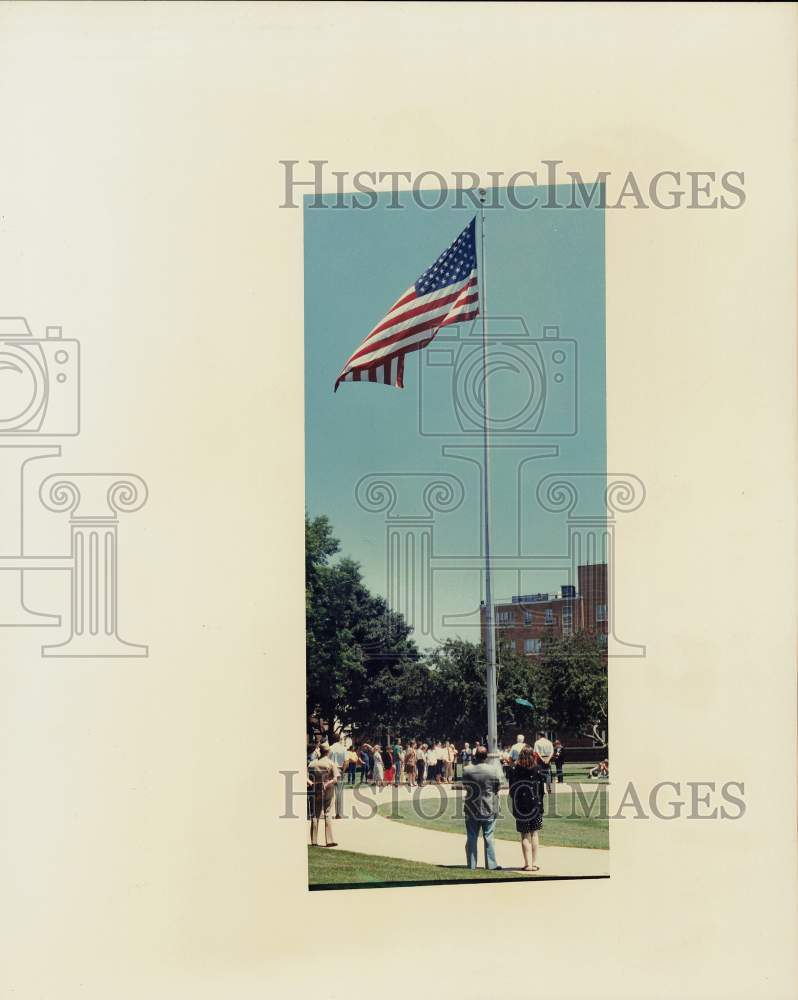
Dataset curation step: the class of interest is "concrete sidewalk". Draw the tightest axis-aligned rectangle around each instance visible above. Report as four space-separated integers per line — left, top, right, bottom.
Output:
326 783 609 878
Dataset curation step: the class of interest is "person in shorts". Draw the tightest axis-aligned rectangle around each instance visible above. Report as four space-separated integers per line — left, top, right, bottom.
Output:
404 741 417 787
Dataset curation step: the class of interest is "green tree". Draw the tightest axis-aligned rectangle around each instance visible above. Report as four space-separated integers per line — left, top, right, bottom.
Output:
495 640 546 744
305 515 420 740
424 639 487 741
537 632 608 744
422 638 545 744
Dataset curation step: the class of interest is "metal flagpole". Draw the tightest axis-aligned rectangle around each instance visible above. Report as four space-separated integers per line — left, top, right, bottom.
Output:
478 189 499 761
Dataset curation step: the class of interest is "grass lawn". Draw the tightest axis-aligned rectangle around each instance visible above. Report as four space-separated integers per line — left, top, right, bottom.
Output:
308 846 532 888
377 786 609 851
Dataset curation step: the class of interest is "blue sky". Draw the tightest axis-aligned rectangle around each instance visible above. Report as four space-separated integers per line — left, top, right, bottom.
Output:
305 187 605 650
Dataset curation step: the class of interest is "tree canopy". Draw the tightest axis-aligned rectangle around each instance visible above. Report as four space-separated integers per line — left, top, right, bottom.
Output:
305 513 607 746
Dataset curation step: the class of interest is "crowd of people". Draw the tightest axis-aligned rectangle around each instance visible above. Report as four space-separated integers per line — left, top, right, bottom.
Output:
305 730 607 869
306 733 567 871
307 738 470 790
306 732 576 794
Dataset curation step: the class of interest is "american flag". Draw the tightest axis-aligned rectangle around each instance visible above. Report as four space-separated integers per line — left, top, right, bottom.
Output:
334 218 479 391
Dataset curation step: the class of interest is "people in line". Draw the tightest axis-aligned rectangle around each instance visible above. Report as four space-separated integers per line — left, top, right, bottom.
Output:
306 732 600 792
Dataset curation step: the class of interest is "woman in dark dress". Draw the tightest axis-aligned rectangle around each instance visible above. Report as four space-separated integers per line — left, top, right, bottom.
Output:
383 746 395 785
508 745 546 871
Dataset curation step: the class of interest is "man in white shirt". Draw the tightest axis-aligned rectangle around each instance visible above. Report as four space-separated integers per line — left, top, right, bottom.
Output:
510 734 526 762
434 741 446 783
533 732 554 762
425 745 438 782
328 736 348 817
533 731 554 795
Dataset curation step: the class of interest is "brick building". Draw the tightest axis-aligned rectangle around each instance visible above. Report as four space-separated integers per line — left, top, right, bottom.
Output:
480 563 608 657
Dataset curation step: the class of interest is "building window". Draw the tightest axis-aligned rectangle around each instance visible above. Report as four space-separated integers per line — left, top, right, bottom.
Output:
496 610 512 624
524 638 542 654
523 610 532 625
598 633 608 646
545 608 554 625
562 605 573 635
596 604 607 622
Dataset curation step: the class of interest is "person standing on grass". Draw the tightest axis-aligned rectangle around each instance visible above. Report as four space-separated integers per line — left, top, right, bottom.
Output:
435 741 447 783
328 735 349 818
510 734 525 763
533 731 554 796
358 744 370 784
508 745 546 871
307 744 338 848
553 739 566 784
372 745 384 786
426 744 438 784
346 745 359 785
404 741 417 787
383 745 395 786
461 745 503 871
416 743 427 786
392 739 404 787
446 742 456 783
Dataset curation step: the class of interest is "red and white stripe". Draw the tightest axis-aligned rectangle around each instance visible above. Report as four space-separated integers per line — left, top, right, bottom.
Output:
334 269 479 390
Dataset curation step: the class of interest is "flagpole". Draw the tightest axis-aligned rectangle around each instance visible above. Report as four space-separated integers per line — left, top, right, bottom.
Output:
478 189 499 761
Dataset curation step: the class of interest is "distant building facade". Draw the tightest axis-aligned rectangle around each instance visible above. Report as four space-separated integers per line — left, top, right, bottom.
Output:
480 563 608 657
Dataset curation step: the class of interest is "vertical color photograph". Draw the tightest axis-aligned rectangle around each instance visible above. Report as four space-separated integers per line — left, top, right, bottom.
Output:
304 184 610 890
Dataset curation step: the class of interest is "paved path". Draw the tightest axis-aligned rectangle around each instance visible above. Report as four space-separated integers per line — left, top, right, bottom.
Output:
327 783 609 878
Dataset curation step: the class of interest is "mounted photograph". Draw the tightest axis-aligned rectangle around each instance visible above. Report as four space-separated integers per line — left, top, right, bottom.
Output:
303 181 630 890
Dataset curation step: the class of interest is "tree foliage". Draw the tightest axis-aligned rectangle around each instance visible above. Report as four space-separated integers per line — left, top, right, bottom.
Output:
306 513 608 746
536 632 608 744
305 514 419 740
